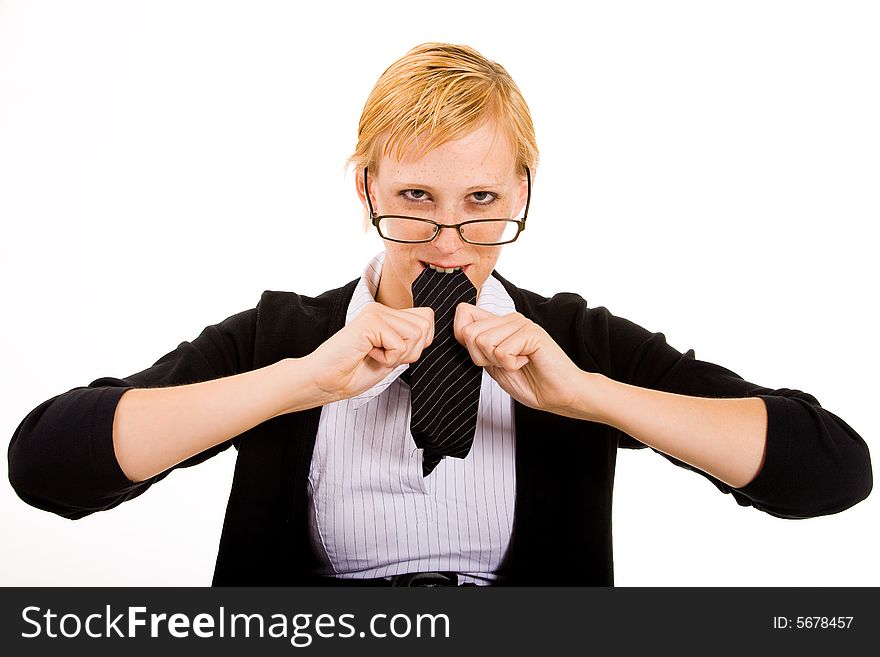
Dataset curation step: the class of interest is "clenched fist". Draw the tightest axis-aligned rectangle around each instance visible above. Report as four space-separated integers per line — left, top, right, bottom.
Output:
300 302 435 403
453 303 588 417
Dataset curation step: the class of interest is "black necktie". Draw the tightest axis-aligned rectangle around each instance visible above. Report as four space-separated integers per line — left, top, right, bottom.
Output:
402 267 482 476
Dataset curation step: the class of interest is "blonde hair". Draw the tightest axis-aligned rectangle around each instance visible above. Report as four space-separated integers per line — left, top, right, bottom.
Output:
346 42 539 229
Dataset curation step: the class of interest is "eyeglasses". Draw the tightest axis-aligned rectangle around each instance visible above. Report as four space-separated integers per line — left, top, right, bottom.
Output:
363 165 531 245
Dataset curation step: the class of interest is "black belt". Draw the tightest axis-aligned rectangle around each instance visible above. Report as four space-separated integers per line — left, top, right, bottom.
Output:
313 572 486 587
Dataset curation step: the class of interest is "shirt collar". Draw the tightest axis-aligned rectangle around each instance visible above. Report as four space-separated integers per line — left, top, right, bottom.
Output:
345 250 516 410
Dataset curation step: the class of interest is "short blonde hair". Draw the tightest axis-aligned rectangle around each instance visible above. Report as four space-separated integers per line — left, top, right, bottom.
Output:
347 42 539 228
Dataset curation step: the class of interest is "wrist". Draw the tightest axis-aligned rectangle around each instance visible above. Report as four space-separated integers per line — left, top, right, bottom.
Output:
560 369 608 422
278 356 338 413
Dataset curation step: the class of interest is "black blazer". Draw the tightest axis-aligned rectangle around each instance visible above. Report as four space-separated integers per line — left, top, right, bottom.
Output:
8 271 873 585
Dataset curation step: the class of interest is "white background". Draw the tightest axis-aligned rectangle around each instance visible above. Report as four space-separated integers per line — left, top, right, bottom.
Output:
1 0 877 586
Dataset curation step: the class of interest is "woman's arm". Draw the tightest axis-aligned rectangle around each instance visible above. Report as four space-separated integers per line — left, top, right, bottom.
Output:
112 357 328 482
113 299 436 481
9 297 433 518
564 372 767 488
454 301 872 518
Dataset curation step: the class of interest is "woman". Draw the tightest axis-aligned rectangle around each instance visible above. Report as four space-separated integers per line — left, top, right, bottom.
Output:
8 43 872 586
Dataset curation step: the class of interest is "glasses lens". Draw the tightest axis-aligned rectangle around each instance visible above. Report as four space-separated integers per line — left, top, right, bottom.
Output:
460 220 520 244
377 217 437 242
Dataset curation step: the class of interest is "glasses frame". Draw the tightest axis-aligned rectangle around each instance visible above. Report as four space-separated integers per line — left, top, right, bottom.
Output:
363 165 531 245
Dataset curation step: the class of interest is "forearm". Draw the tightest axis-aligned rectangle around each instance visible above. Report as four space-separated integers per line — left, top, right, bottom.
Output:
113 357 327 482
567 371 768 489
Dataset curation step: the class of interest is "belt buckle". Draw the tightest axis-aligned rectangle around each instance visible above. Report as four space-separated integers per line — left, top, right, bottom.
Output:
390 571 459 587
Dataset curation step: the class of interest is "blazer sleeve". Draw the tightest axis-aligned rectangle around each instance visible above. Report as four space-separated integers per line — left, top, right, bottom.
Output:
7 305 258 520
589 306 873 519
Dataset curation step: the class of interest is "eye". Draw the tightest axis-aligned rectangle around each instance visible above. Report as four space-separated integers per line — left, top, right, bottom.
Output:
471 191 498 204
401 189 429 202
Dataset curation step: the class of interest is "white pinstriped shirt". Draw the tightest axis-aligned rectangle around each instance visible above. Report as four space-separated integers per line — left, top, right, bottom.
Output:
306 251 517 585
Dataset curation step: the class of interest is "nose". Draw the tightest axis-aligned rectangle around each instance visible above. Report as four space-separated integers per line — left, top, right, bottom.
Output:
433 221 465 251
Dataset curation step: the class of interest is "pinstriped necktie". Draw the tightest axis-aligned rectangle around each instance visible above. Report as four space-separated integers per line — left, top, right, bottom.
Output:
402 267 482 477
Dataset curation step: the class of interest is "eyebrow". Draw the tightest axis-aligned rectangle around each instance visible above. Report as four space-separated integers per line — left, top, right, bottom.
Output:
390 181 504 192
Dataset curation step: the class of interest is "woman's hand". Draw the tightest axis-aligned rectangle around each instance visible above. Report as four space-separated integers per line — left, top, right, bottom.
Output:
454 303 588 416
301 302 434 403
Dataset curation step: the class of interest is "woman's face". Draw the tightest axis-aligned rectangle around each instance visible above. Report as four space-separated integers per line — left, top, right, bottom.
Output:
358 120 529 309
